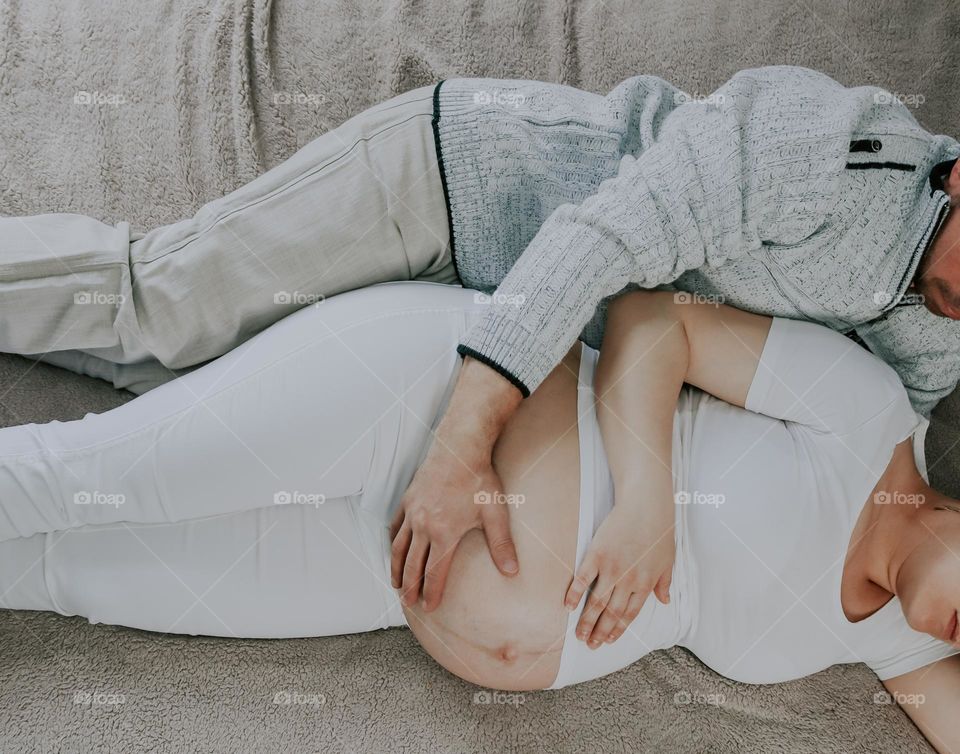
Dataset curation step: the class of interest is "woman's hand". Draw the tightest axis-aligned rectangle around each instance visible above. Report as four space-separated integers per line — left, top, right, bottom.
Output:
564 500 675 647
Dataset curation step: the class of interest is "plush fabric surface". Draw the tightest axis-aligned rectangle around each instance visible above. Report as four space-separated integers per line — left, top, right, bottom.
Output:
1 0 959 751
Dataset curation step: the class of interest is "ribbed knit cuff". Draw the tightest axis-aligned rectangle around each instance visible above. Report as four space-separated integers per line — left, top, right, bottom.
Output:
457 215 634 398
457 316 545 399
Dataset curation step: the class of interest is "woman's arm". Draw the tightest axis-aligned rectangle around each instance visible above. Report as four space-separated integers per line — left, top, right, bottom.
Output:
564 290 771 645
568 288 911 646
883 656 960 753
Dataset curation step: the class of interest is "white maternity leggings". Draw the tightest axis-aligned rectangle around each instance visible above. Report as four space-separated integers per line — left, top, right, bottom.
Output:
0 282 488 638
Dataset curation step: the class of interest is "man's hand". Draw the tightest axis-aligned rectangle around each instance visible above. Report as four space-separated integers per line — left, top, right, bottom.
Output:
563 500 674 648
389 356 523 611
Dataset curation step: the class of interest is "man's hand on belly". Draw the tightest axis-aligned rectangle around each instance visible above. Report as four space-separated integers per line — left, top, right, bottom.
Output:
390 356 523 611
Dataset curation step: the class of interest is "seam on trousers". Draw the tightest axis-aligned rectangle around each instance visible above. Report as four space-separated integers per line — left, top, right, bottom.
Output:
134 112 436 267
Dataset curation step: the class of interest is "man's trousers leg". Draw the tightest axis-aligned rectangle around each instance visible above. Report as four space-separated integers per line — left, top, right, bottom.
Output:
0 84 456 393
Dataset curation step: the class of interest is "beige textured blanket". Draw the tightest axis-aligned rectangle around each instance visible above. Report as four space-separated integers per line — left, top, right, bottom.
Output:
2 0 959 750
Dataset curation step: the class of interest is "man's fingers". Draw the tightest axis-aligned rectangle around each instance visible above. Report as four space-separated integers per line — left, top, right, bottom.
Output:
606 591 647 644
565 554 598 610
421 541 458 612
400 535 429 606
390 521 413 589
389 504 406 542
481 503 519 576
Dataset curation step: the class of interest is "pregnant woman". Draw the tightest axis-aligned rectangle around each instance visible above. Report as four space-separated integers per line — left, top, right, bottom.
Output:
0 281 958 750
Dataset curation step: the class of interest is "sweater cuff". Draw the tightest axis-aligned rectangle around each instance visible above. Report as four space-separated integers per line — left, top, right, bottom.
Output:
456 344 531 398
456 314 557 399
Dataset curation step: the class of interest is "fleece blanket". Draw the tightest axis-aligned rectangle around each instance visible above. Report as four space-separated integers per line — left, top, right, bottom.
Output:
1 0 959 751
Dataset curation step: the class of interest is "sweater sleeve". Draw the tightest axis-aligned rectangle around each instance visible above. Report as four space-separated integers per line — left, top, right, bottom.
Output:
855 305 960 418
457 66 849 396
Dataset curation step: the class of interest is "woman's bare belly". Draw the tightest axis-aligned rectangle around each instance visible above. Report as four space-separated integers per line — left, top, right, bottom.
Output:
402 345 583 690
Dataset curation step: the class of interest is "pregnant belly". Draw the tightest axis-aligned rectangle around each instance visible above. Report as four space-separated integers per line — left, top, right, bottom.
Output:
403 346 582 691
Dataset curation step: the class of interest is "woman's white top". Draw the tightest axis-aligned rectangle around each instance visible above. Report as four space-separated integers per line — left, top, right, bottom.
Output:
551 316 959 689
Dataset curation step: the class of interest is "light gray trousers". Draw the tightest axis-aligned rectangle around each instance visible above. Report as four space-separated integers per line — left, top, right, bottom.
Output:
0 84 456 394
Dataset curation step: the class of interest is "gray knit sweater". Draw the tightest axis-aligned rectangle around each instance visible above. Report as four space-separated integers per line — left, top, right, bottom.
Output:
431 65 960 416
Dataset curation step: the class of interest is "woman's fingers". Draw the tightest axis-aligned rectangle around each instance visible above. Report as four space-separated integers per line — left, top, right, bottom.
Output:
588 588 632 647
565 554 599 610
576 573 613 642
654 570 672 604
605 591 647 644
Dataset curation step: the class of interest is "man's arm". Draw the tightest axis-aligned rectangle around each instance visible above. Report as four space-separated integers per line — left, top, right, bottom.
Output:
855 303 960 418
390 356 522 611
392 66 850 610
456 66 850 397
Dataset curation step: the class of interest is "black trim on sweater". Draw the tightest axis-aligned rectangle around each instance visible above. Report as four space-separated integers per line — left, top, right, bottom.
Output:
456 344 531 398
845 161 916 172
431 80 462 284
